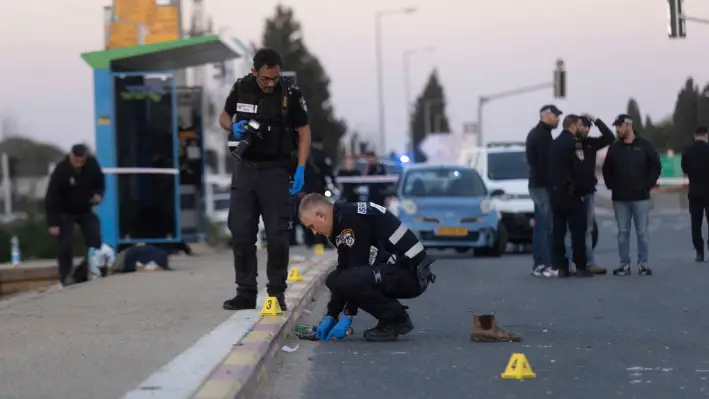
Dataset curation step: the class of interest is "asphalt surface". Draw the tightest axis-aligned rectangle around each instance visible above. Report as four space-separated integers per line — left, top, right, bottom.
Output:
257 211 709 399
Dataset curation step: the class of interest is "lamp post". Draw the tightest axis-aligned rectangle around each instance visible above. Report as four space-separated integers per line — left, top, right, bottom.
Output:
374 7 416 154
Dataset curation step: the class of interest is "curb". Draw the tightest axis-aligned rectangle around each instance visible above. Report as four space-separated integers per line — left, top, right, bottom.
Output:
190 253 337 399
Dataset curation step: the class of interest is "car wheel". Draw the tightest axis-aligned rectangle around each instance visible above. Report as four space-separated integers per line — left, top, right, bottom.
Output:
592 218 599 249
489 223 508 257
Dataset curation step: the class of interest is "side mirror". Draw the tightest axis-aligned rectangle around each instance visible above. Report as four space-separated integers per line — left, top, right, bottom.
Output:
490 189 505 197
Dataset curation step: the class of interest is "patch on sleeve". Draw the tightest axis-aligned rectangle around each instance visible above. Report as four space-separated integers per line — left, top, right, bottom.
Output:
357 202 367 214
335 228 355 247
369 202 387 213
299 97 307 112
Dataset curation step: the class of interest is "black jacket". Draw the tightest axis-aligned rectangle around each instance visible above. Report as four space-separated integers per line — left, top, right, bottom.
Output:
45 156 105 226
548 130 590 196
681 140 709 201
326 202 426 318
602 136 662 201
303 147 335 194
525 121 554 188
578 118 616 192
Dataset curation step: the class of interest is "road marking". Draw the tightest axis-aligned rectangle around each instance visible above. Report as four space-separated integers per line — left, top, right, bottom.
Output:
121 289 270 399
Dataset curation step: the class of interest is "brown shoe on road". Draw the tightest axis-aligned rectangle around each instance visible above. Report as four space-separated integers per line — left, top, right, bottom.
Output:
470 314 522 342
587 264 607 275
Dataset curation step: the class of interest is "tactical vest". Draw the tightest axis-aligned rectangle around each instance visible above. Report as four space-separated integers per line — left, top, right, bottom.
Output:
233 75 296 161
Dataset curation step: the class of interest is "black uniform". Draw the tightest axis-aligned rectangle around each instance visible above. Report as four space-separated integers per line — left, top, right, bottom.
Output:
525 121 554 189
579 118 616 189
366 162 387 205
548 130 592 275
223 74 309 309
325 202 435 338
681 140 709 256
301 146 336 247
44 155 104 284
601 136 661 202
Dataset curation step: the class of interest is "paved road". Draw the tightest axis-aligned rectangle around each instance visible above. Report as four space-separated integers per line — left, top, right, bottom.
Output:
257 210 709 399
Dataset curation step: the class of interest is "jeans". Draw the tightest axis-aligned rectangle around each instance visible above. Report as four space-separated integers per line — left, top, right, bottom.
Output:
565 193 595 264
612 200 651 264
529 187 553 268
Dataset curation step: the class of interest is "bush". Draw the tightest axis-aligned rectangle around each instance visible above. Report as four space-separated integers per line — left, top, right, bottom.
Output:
0 215 88 263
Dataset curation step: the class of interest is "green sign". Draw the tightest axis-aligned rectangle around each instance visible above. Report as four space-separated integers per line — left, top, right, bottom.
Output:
120 85 166 102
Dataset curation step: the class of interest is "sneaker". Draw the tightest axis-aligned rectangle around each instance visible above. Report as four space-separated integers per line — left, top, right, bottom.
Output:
612 264 631 276
532 265 548 277
696 252 704 262
575 269 594 278
557 268 571 278
587 264 607 275
363 322 399 342
542 268 559 278
223 295 257 310
638 262 652 276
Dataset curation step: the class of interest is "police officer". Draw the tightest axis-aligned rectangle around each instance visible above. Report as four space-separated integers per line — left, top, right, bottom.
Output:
300 137 336 248
564 114 616 274
298 193 436 342
336 156 362 203
364 152 387 205
548 114 594 278
218 49 312 311
681 127 709 261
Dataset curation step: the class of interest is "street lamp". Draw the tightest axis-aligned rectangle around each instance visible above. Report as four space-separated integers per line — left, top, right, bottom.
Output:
375 7 417 154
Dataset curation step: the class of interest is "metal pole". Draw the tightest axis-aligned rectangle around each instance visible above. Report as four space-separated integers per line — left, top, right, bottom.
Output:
477 97 485 147
374 13 386 154
403 52 412 124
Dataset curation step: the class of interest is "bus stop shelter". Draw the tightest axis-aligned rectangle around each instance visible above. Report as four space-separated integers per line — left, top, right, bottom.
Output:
80 34 247 250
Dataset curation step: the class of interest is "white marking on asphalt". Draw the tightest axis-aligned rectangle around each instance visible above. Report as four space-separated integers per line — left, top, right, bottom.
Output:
121 289 270 399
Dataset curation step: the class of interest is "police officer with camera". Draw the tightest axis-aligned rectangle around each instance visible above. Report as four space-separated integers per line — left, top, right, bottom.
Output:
219 48 311 311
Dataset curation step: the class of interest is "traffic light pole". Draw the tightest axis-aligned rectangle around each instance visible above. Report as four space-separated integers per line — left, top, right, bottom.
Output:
476 82 554 147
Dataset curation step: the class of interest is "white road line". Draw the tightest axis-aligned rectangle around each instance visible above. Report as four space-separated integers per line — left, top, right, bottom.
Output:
121 289 269 399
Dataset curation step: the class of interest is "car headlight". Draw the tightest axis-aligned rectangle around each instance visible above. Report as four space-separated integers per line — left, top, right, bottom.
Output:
480 199 493 214
400 199 417 215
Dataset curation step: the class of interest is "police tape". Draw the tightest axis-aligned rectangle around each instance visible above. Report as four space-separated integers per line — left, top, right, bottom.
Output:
102 167 179 175
335 175 399 184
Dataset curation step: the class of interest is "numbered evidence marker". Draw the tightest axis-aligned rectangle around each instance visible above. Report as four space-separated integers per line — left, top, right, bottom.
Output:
314 243 325 255
260 296 283 316
287 267 304 282
501 353 536 380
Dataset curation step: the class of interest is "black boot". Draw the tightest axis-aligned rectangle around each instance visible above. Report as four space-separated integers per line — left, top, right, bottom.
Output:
273 293 288 311
395 309 414 335
223 295 256 310
363 321 399 342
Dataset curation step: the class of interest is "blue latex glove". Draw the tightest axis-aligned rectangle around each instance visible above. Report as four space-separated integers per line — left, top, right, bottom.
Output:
326 316 353 340
315 316 336 340
232 120 248 139
290 165 305 195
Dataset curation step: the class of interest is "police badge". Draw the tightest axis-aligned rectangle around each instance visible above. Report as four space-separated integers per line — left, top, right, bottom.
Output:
575 150 584 161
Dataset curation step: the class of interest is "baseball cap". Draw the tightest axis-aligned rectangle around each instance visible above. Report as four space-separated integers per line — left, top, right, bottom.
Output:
612 114 633 126
539 104 563 116
71 144 88 157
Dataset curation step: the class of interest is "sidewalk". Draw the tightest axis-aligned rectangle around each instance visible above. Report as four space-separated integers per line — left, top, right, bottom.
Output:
0 246 320 399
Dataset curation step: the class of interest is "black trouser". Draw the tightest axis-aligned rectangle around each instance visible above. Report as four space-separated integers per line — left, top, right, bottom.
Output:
325 263 421 323
550 188 587 270
57 212 102 283
229 162 293 298
689 196 709 255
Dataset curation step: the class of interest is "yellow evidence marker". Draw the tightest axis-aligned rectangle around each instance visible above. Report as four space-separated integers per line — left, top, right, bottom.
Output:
287 267 304 282
259 296 283 316
501 353 536 380
314 243 325 255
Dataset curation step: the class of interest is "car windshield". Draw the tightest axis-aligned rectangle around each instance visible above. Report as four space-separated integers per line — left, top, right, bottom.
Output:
401 168 486 197
487 151 529 181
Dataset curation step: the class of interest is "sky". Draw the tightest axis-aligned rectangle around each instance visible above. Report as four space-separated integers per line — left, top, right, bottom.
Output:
1 0 708 154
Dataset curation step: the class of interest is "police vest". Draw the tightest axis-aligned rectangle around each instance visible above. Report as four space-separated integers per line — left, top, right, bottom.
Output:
233 75 296 161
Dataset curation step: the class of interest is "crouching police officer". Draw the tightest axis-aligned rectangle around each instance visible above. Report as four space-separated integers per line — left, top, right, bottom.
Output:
219 48 312 311
549 114 594 278
298 193 436 342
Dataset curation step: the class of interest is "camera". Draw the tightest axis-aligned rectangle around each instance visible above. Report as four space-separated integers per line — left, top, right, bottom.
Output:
228 118 262 160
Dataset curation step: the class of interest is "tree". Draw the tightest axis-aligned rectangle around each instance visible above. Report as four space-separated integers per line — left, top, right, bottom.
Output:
643 115 673 152
672 78 699 151
0 136 65 177
410 69 451 162
626 98 644 132
261 5 347 163
697 83 709 129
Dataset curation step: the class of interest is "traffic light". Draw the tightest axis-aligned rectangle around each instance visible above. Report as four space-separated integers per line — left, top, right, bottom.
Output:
668 0 686 38
553 59 566 99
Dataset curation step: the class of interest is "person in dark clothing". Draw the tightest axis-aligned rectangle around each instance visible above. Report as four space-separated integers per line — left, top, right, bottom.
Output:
681 127 709 261
44 144 105 285
364 152 387 205
299 194 435 342
337 156 362 203
301 137 336 248
602 114 662 276
525 104 562 277
548 114 594 278
563 114 616 274
218 48 312 311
